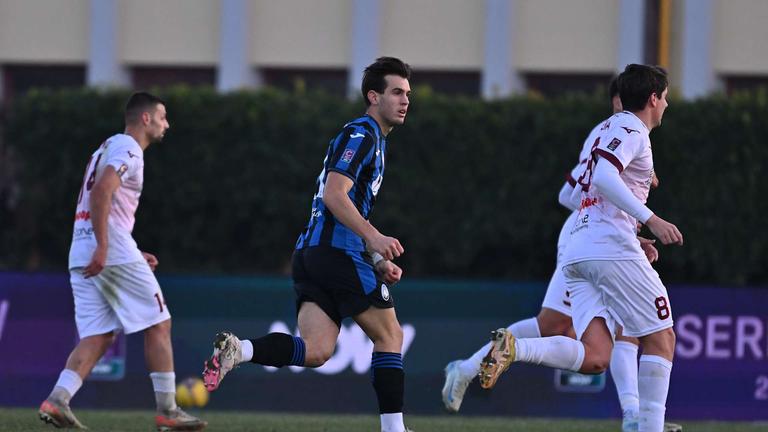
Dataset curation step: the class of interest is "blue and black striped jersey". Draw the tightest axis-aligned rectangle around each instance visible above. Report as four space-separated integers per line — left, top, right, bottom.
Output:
295 114 386 252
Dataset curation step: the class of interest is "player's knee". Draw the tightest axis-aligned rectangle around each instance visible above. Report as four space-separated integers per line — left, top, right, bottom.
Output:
580 348 611 374
303 344 334 367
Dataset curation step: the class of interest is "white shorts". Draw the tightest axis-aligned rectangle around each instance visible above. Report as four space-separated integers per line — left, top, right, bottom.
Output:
540 261 572 316
70 261 171 338
563 259 673 339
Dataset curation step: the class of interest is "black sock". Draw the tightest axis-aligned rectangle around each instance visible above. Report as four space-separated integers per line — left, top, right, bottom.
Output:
371 352 404 413
248 333 305 367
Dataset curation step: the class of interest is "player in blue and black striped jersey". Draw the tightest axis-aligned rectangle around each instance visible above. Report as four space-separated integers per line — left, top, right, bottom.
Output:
203 57 412 432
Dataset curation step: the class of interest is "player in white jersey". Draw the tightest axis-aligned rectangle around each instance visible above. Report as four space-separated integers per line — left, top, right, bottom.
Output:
38 92 207 431
477 65 682 432
441 79 679 432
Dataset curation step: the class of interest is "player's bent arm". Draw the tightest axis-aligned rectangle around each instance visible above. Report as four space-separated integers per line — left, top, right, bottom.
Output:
557 182 579 212
591 160 653 223
89 166 122 250
323 172 404 260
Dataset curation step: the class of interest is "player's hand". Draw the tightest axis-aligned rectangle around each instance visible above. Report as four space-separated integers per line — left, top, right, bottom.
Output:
651 172 659 189
645 215 683 246
375 260 403 285
142 251 159 271
366 233 404 261
83 246 107 278
638 236 659 263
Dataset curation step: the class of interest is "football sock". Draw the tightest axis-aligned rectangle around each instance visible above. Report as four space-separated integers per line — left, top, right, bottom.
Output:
371 352 405 423
240 339 254 362
610 341 640 415
50 369 82 403
149 371 177 412
515 336 585 371
638 355 672 432
248 333 305 367
459 317 541 377
380 413 405 432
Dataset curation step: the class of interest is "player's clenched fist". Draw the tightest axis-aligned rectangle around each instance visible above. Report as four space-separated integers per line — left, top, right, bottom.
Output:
375 261 403 285
645 215 683 246
366 233 404 261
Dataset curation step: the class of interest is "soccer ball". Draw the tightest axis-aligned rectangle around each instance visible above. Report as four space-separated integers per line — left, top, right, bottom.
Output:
176 377 209 408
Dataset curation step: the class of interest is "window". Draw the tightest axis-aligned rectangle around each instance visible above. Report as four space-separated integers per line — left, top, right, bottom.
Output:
131 66 216 89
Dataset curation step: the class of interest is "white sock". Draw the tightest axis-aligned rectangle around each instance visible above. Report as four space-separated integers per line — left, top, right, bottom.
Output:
150 372 177 411
380 412 405 432
50 369 83 402
240 339 254 362
610 341 640 415
638 355 672 432
458 318 541 377
515 336 585 371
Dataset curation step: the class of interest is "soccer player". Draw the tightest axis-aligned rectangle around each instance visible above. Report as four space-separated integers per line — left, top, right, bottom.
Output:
441 78 657 428
38 93 207 431
479 64 682 432
202 57 412 432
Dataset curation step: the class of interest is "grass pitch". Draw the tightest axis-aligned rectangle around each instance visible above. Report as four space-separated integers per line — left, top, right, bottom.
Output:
3 408 766 431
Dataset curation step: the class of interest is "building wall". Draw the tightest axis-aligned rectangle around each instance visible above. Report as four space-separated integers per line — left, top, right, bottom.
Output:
713 0 768 75
120 0 219 66
0 0 88 63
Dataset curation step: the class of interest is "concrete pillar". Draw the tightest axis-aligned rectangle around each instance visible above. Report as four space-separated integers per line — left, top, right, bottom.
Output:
679 0 719 99
87 0 130 87
348 0 380 99
616 0 646 72
481 0 523 99
217 0 262 92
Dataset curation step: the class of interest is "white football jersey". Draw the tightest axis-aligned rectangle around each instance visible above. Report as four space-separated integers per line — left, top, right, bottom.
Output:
556 122 605 252
563 111 654 264
68 134 146 268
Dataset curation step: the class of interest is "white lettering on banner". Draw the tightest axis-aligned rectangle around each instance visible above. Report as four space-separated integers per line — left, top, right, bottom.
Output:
263 321 416 374
0 300 8 342
676 314 767 360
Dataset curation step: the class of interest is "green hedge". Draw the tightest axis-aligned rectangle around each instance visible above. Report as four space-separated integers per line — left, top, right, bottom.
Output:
2 86 766 285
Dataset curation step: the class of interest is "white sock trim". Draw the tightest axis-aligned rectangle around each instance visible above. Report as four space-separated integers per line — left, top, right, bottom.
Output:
614 340 639 351
54 369 83 399
639 354 672 369
149 371 176 393
508 317 541 338
380 412 405 432
240 339 254 362
572 341 586 371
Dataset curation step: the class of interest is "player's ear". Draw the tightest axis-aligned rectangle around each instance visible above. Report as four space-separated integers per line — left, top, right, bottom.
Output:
141 111 151 125
367 90 379 106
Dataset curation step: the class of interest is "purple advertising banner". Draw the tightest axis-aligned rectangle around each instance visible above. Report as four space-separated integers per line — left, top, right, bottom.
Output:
0 272 766 420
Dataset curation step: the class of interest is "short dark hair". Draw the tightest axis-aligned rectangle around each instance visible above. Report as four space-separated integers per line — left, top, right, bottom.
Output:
361 57 411 106
617 64 668 112
125 92 165 124
609 76 619 99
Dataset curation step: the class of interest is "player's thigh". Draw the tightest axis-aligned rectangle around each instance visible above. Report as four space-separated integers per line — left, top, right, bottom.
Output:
91 261 171 335
70 269 121 338
297 302 341 361
353 306 403 352
564 262 617 341
595 260 674 338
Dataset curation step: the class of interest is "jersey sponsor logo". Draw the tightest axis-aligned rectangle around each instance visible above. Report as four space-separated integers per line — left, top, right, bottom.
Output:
263 320 415 374
341 149 356 163
621 126 640 135
607 138 622 151
116 164 129 177
74 210 90 221
381 283 390 301
349 132 365 139
580 197 599 209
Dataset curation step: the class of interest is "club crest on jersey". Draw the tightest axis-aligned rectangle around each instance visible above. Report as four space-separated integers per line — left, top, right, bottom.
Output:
607 138 622 151
341 149 356 163
381 283 390 301
116 164 129 177
621 126 640 134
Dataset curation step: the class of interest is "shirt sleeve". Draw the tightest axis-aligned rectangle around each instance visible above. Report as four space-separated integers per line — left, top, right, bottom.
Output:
104 141 141 182
327 128 375 182
593 125 643 173
592 159 654 223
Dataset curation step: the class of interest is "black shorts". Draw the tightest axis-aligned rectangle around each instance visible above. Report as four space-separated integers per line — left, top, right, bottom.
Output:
292 245 394 327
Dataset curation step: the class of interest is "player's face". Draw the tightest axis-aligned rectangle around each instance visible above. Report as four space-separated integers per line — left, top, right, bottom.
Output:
147 104 170 143
373 75 411 127
651 88 668 128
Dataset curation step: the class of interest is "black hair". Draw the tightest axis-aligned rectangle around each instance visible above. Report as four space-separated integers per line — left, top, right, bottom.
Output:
361 57 411 106
617 64 668 112
609 76 619 98
125 92 165 124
